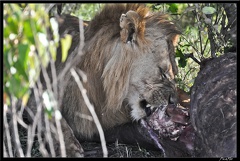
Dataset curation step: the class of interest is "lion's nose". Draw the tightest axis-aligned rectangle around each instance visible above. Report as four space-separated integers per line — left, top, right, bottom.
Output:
168 94 177 105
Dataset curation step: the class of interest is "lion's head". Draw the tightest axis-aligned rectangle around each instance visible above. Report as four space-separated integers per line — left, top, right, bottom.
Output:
81 4 181 123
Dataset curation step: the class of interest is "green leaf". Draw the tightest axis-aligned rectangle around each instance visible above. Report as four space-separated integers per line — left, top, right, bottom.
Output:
7 16 18 34
202 6 216 15
8 75 21 98
3 48 11 69
167 3 178 13
18 44 29 65
60 34 72 62
178 57 187 68
176 49 187 68
14 61 28 81
3 23 11 38
175 49 184 58
23 19 35 44
14 44 29 81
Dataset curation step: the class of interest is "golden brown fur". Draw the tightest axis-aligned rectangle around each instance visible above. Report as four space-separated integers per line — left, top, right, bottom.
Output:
59 4 181 141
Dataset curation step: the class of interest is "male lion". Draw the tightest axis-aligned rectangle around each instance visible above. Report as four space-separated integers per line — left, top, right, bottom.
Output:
27 4 191 157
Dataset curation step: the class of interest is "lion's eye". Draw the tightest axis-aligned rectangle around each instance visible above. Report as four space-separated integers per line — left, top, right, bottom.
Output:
162 73 167 79
158 67 167 79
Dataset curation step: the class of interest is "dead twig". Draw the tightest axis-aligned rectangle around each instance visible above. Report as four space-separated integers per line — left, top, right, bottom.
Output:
70 68 108 157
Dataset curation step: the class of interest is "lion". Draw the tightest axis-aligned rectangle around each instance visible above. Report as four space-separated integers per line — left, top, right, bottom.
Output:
27 4 191 157
74 3 180 136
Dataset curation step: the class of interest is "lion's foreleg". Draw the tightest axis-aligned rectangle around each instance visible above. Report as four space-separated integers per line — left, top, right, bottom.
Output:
57 118 84 157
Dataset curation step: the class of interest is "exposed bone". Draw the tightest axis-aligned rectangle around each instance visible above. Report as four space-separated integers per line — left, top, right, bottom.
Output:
140 103 193 157
140 119 166 157
145 104 190 141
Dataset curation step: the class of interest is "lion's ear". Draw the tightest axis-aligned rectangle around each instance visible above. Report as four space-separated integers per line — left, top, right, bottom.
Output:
119 10 141 43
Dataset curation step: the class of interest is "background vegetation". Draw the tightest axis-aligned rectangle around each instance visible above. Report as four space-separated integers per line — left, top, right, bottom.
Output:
3 3 236 157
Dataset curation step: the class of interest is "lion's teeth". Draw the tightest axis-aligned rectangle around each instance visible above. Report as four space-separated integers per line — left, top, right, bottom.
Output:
170 137 179 141
146 104 151 108
172 129 180 135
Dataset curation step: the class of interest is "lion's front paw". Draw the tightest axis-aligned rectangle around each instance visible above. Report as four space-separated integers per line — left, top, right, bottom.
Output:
66 138 84 157
59 118 84 157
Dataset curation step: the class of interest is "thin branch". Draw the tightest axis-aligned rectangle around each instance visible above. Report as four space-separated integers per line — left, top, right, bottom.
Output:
183 67 196 82
78 14 85 52
70 68 108 157
56 17 85 84
44 113 56 157
26 80 46 157
3 141 9 157
11 97 24 157
207 26 216 58
25 126 33 157
55 17 85 108
40 54 66 157
181 36 200 55
49 44 58 111
202 38 209 57
3 105 13 157
37 118 49 157
55 114 67 157
45 4 56 13
194 9 203 58
184 53 201 65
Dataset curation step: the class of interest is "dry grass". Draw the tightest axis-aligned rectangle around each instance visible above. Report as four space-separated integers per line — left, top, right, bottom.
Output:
4 119 163 158
82 141 163 158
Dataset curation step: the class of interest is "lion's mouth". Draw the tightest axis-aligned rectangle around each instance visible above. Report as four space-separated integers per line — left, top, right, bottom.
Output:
139 103 191 156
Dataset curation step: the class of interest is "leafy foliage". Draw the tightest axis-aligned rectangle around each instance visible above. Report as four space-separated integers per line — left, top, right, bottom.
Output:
149 3 236 92
4 4 49 105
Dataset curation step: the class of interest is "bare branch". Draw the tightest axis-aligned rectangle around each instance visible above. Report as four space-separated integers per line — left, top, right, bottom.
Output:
70 68 108 157
207 26 216 58
44 113 56 157
183 67 196 82
11 97 24 157
3 142 9 157
184 53 201 65
26 81 44 156
55 112 67 157
194 9 203 58
3 105 13 157
181 36 200 55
